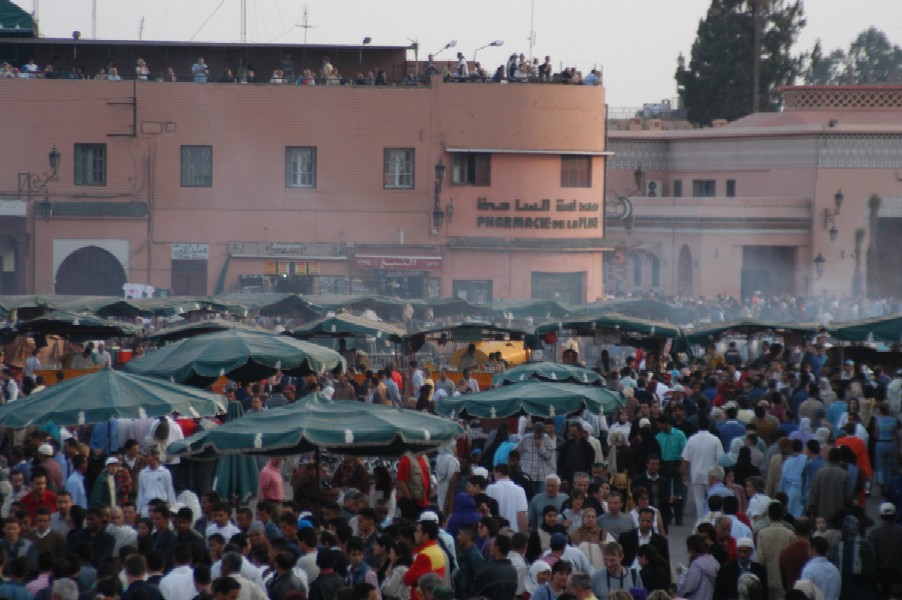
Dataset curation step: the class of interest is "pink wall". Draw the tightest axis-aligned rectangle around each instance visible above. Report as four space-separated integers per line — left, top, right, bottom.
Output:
0 78 607 299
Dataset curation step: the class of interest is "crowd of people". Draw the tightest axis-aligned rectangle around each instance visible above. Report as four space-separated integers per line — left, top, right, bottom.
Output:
0 52 599 89
1 328 902 600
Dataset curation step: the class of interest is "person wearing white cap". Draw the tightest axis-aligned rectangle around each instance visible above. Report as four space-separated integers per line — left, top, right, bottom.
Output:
866 502 902 596
36 444 63 493
713 536 768 600
91 457 122 508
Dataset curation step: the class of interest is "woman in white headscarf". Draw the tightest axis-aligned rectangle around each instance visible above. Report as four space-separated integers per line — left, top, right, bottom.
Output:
524 560 552 598
790 417 815 444
819 377 837 408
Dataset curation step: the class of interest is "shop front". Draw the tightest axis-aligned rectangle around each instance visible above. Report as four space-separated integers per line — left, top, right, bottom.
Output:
352 254 443 299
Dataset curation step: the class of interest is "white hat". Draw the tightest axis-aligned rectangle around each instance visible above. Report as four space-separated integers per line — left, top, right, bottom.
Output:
472 467 490 479
37 444 53 456
737 537 755 549
639 418 651 428
419 511 439 523
105 457 120 466
879 502 896 516
670 384 685 393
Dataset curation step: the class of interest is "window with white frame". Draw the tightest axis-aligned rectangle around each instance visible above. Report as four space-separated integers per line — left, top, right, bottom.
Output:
285 147 317 188
383 148 414 189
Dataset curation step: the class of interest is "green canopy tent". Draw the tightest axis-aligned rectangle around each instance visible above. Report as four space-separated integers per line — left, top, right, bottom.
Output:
0 368 226 428
168 392 464 459
684 319 823 345
480 299 576 320
285 313 407 343
16 310 142 341
211 293 318 318
94 297 210 319
826 315 902 343
436 381 624 420
535 312 686 356
125 329 345 387
146 319 269 346
685 318 823 361
492 361 602 386
214 400 259 502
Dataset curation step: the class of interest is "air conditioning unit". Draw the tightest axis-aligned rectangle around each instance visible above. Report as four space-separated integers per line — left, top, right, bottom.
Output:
645 180 662 197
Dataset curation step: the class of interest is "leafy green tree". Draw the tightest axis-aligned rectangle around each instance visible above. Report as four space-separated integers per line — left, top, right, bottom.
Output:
804 28 902 84
675 0 805 126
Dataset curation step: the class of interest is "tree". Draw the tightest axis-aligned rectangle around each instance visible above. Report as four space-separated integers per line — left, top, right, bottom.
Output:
675 0 805 126
803 28 902 84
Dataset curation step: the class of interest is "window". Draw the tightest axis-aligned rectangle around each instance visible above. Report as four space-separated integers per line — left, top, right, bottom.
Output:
726 179 736 197
452 153 491 186
561 155 592 187
651 255 661 287
74 144 106 186
673 179 683 198
384 148 414 189
285 147 317 188
181 146 212 187
632 253 642 286
692 179 716 197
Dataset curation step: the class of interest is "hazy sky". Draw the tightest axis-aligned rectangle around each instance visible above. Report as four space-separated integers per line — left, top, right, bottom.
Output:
23 0 902 106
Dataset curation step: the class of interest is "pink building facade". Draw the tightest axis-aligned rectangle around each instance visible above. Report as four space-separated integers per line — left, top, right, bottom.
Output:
605 86 902 300
0 46 609 303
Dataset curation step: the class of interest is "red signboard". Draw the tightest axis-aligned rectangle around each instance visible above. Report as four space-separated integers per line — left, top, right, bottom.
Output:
355 255 443 271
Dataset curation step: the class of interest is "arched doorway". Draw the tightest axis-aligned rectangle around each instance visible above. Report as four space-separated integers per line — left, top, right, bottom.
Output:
56 246 127 296
677 245 693 296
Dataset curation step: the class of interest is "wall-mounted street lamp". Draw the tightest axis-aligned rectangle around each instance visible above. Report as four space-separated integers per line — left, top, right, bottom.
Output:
18 145 61 292
823 189 843 242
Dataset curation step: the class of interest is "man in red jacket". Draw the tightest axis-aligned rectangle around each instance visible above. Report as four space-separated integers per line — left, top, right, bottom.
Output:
403 520 447 600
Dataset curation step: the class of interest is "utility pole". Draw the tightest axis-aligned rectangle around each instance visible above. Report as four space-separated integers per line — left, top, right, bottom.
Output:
240 0 246 43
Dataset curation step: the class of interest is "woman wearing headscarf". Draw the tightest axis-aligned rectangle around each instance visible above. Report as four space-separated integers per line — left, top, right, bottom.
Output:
445 492 481 538
523 561 552 600
718 438 745 468
791 417 815 444
827 514 876 600
732 447 761 488
607 431 632 477
526 504 569 562
632 420 662 475
819 377 837 409
570 507 616 571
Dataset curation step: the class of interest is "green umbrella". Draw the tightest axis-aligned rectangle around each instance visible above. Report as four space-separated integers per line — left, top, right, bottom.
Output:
17 310 142 341
492 361 601 386
0 369 226 428
169 393 464 459
125 329 345 387
214 400 259 501
684 318 822 345
827 315 902 342
536 312 683 339
436 381 624 420
146 319 269 345
286 313 406 343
